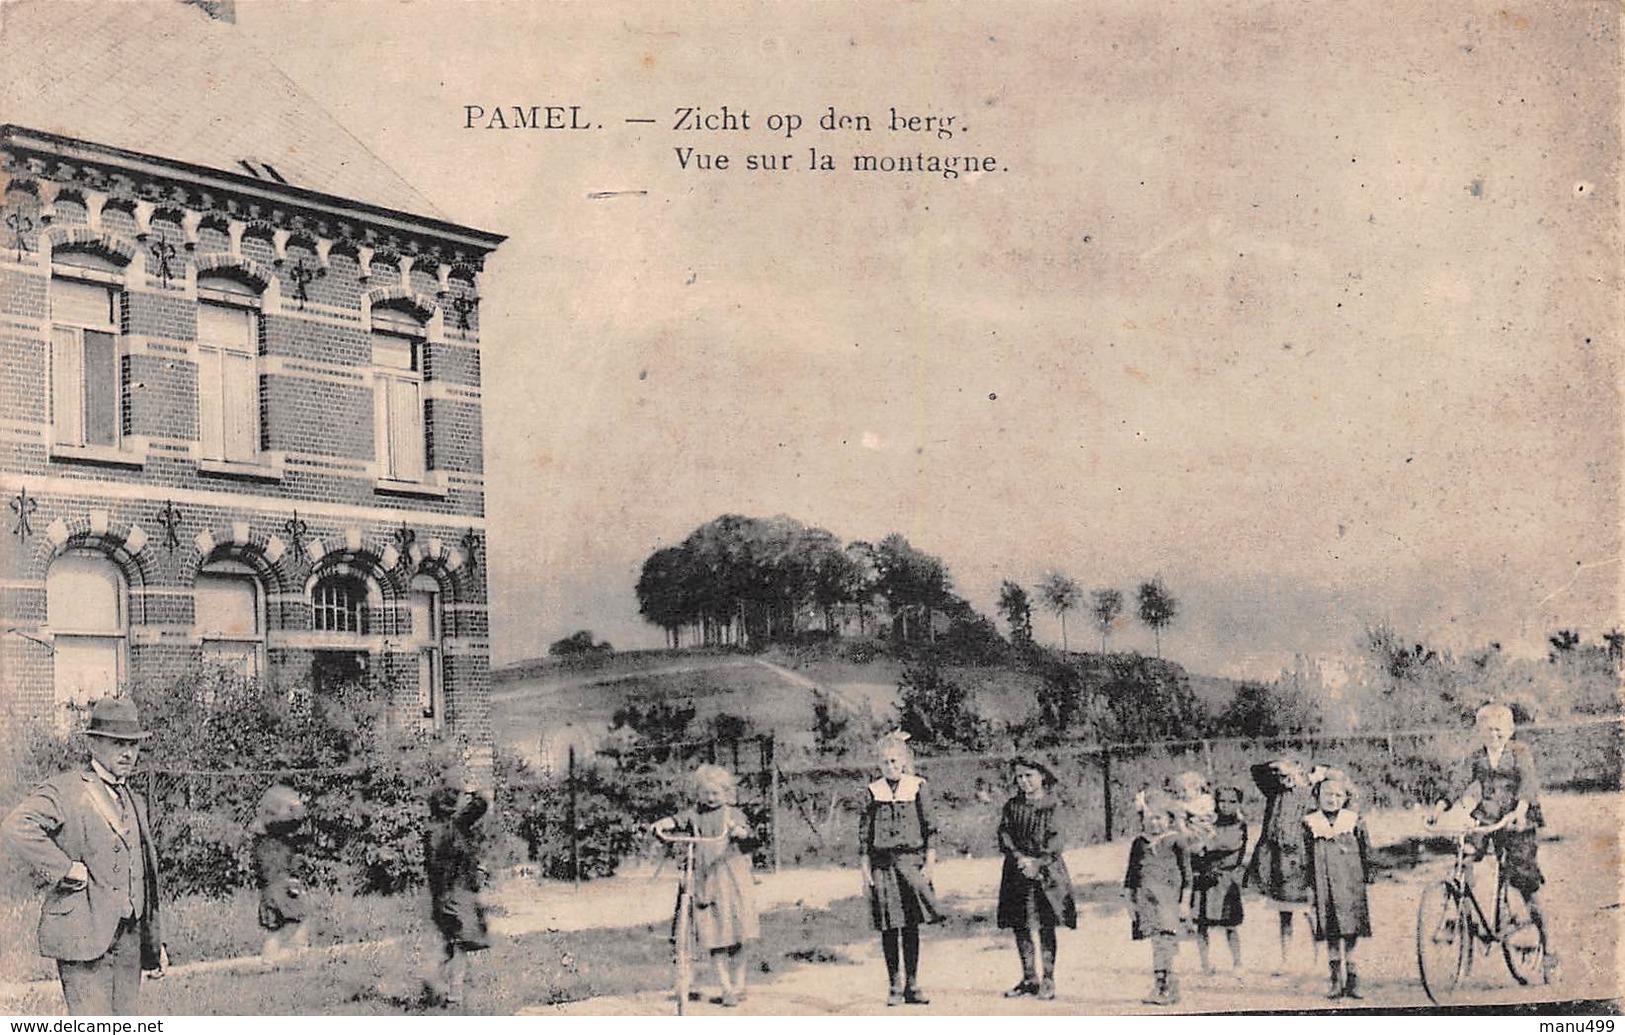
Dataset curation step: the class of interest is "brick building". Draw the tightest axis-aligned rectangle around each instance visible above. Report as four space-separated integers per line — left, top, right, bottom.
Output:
0 2 504 760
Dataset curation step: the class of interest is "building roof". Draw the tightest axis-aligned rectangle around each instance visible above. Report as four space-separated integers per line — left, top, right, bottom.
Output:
0 0 446 222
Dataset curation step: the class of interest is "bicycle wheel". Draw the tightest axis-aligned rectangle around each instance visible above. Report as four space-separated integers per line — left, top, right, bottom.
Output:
673 887 694 1015
1500 885 1545 986
1417 881 1470 1004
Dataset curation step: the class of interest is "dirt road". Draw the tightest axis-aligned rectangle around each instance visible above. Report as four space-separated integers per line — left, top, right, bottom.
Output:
518 793 1621 1015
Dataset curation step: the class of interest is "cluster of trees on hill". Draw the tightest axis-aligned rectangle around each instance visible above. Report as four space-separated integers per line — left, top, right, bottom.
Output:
635 514 978 649
997 573 1180 657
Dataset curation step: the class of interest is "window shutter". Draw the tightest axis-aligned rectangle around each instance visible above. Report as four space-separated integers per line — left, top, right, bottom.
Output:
54 637 121 711
51 279 114 326
81 330 117 447
222 350 257 461
197 347 223 460
197 303 253 348
389 376 425 481
195 574 259 638
51 326 83 446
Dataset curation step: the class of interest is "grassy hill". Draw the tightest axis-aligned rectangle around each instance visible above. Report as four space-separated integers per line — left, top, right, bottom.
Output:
490 642 1249 765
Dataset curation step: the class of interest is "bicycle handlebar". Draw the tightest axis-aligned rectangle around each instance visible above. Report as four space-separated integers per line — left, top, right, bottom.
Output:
1425 811 1518 838
652 828 731 845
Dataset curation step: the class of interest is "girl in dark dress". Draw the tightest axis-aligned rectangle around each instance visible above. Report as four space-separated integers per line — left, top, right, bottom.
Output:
1191 786 1247 975
424 785 491 1006
1245 757 1313 972
1302 776 1373 999
996 758 1076 1000
250 784 308 963
859 732 944 1006
1125 793 1190 1006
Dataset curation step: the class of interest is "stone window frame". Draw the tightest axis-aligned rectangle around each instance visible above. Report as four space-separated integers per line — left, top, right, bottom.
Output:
44 550 129 726
366 290 448 499
47 253 141 468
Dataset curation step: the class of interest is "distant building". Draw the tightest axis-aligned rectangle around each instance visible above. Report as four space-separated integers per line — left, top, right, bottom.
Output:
0 2 504 761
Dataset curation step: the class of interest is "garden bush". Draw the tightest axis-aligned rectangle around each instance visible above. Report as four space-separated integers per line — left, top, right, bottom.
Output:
2 668 462 901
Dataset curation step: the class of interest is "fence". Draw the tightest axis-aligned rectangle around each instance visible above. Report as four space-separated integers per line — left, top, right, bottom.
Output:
512 733 781 885
113 716 1622 890
770 716 1625 868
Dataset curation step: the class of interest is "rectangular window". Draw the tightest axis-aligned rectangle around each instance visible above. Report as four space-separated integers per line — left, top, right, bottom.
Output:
313 579 367 634
197 303 260 463
50 279 120 449
373 332 425 482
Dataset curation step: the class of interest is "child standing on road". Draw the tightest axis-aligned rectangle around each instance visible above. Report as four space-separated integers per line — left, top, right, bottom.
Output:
1246 757 1314 972
1302 775 1373 1000
424 784 492 1007
652 764 760 1007
996 758 1077 1000
1125 793 1190 1006
859 732 945 1007
250 784 309 963
1191 786 1247 975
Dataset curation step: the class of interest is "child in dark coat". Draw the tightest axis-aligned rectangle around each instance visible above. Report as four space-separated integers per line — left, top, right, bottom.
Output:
1125 793 1190 1006
424 785 491 1006
1302 775 1373 999
250 784 309 963
1191 786 1247 974
996 758 1076 1000
1246 757 1314 971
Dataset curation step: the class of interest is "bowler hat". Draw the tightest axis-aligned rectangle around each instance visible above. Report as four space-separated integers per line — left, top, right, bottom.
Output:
85 697 151 741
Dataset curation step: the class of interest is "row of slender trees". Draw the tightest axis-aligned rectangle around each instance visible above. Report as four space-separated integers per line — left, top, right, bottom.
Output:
634 515 964 649
998 574 1180 658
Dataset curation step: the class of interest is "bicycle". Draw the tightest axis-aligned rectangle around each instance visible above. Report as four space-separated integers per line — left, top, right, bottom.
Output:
1415 812 1546 1005
653 827 731 1016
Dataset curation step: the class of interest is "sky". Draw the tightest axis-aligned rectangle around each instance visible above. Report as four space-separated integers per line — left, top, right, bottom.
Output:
229 1 1621 678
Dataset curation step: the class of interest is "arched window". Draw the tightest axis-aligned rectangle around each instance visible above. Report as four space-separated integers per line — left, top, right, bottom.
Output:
46 553 127 719
196 275 264 467
195 561 264 678
312 574 369 634
407 574 444 722
371 306 428 483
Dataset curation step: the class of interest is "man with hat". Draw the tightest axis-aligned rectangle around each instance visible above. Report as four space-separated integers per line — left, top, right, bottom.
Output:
4 697 165 1014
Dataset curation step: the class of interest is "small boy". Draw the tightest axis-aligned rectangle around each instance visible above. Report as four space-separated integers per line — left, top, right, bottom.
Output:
1431 703 1559 982
1125 793 1190 1006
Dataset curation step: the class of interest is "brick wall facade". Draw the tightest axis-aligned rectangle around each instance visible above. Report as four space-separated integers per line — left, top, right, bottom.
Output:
0 128 503 768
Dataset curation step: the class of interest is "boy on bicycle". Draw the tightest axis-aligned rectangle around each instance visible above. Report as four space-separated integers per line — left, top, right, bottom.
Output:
1429 703 1559 982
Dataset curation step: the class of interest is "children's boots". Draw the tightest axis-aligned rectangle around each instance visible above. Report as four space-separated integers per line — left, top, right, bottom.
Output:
1343 964 1361 1000
1326 960 1344 1000
886 972 904 1007
1142 970 1179 1006
1038 942 1057 999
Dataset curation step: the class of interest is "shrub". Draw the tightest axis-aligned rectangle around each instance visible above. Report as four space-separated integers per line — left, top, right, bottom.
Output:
897 660 991 750
0 669 464 900
494 752 654 881
549 630 614 656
